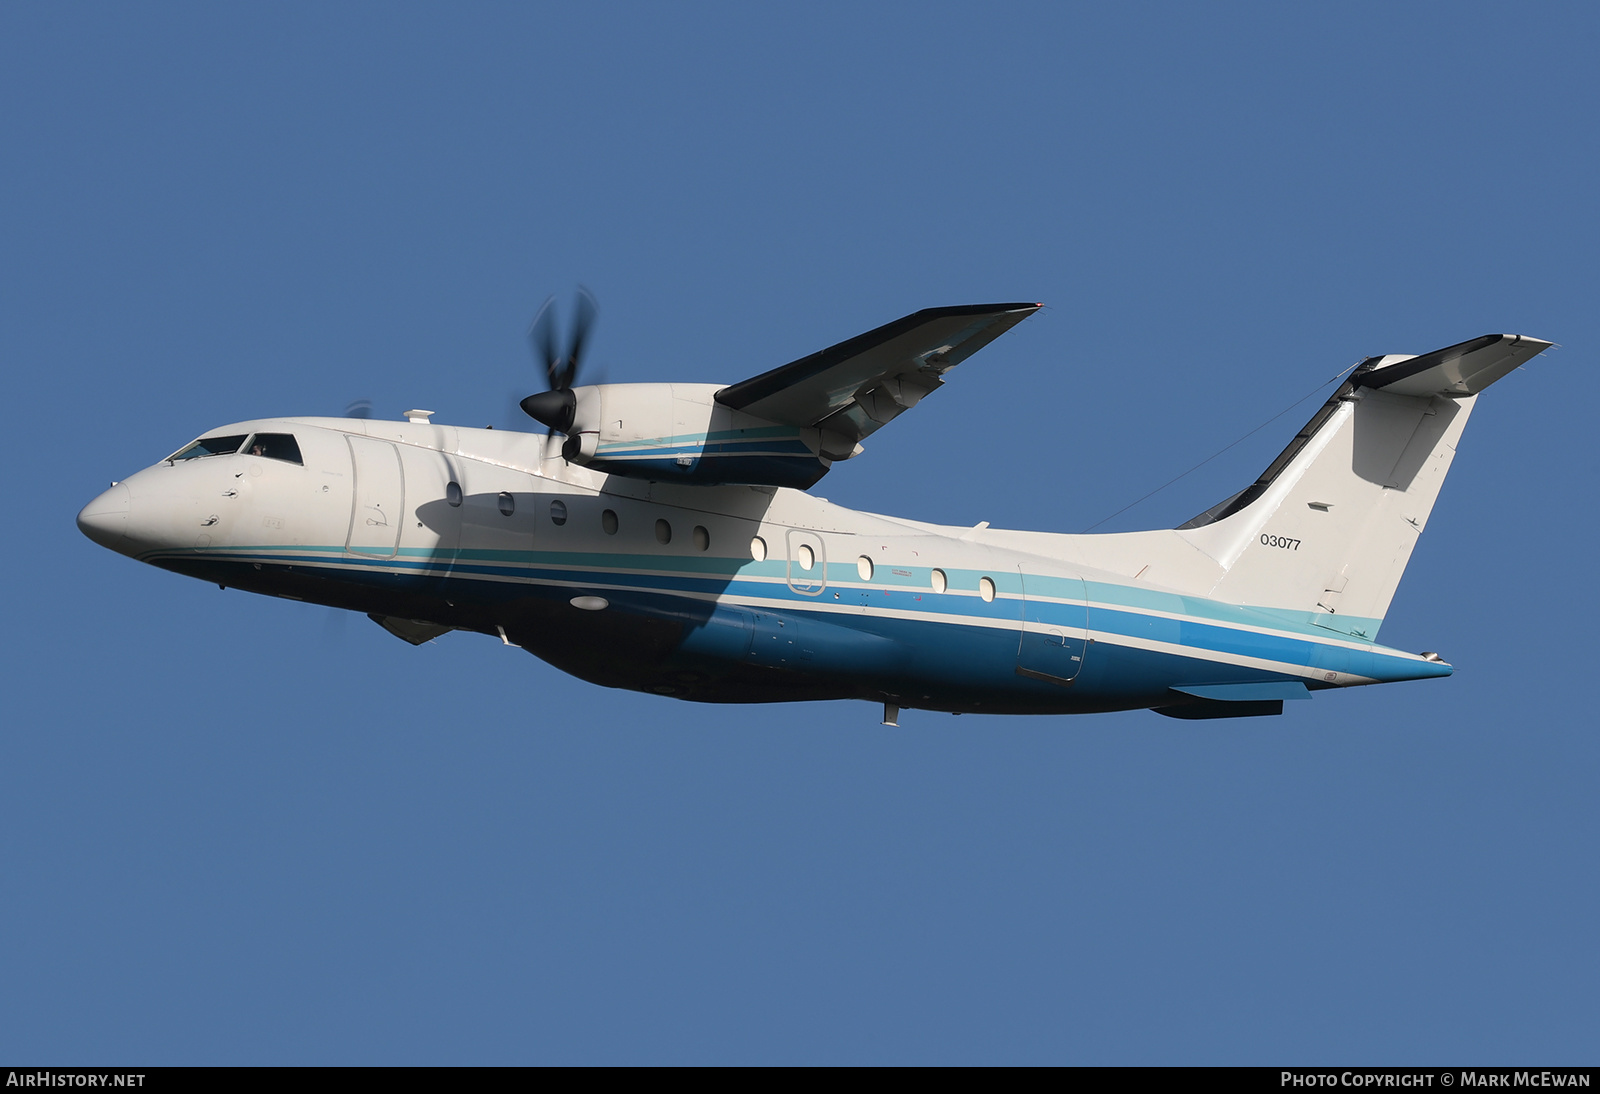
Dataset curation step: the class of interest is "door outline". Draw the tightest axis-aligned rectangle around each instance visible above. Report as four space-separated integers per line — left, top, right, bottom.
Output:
345 436 405 558
1016 568 1089 686
785 529 827 596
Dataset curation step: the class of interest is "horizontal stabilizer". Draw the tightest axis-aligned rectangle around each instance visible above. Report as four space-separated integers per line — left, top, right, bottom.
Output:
1356 333 1552 398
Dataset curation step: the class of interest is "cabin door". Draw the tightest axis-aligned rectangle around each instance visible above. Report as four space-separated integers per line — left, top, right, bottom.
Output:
1016 570 1089 685
345 436 405 558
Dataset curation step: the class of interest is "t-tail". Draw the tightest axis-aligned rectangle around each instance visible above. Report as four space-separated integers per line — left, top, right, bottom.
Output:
1176 334 1551 643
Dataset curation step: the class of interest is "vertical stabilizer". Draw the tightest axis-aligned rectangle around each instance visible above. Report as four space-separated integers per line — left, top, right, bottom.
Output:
1176 334 1549 640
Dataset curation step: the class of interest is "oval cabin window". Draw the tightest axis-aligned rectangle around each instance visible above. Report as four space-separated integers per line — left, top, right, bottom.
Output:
497 492 515 517
750 536 767 561
693 525 710 552
655 519 672 545
857 555 873 581
446 481 462 508
979 576 996 603
602 509 619 535
797 544 815 571
549 499 567 526
931 569 947 594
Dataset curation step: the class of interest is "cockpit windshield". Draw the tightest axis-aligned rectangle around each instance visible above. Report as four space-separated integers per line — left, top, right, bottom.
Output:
168 432 303 465
245 433 303 465
169 434 248 461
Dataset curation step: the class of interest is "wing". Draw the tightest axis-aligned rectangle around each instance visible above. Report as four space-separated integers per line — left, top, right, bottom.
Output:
715 302 1041 457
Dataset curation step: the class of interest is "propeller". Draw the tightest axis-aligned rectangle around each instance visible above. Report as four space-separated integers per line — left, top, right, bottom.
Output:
520 288 598 446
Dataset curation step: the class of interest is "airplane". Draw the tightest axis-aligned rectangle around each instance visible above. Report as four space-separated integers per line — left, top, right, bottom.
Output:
76 301 1551 723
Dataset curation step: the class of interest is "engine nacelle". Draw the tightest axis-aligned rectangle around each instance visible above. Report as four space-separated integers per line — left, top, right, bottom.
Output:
560 383 852 489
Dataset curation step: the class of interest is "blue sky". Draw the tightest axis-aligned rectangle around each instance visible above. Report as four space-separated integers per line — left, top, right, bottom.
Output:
4 1 1596 1064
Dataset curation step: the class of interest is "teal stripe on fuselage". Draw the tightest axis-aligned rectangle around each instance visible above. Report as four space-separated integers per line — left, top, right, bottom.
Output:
174 542 1439 686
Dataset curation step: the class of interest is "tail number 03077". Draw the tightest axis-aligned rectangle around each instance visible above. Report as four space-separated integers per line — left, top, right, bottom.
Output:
1261 534 1301 551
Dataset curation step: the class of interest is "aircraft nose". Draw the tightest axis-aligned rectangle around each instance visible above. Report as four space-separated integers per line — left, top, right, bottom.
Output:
77 482 131 551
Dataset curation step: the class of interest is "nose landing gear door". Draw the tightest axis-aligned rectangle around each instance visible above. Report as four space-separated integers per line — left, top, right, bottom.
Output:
1016 569 1089 685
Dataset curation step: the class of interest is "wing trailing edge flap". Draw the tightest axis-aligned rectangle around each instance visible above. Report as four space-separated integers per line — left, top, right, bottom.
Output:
715 303 1041 459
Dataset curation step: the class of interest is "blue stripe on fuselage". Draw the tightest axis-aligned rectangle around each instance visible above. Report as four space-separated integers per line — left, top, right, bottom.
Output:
163 543 1448 706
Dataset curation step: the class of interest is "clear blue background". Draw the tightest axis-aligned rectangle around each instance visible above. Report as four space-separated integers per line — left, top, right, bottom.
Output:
3 1 1595 1064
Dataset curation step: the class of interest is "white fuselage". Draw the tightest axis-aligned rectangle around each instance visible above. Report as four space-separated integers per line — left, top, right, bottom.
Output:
77 414 1449 717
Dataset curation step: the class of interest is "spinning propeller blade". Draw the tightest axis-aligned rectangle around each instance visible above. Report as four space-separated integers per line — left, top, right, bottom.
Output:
521 288 598 434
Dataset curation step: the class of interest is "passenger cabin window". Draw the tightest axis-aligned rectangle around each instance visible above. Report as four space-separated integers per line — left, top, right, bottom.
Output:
170 435 248 462
245 433 303 465
549 500 567 526
446 481 463 507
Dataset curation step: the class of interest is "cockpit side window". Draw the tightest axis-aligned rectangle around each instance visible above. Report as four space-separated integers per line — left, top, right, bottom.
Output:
169 434 248 461
245 433 303 465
